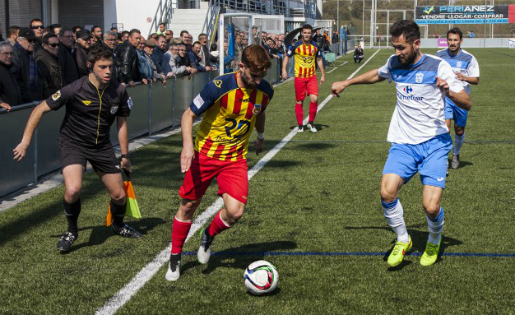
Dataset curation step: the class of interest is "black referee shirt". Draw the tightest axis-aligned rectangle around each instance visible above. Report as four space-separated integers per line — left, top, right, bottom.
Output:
46 76 132 148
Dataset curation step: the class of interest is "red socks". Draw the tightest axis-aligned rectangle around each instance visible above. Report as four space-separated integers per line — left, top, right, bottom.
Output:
295 103 304 126
171 217 192 255
207 210 232 237
308 102 318 123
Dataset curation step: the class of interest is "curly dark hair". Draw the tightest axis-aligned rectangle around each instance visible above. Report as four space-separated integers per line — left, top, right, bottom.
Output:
390 20 420 43
86 43 114 66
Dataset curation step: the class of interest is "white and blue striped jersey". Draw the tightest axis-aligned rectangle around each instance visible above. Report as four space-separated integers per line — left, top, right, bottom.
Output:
435 49 480 94
378 54 464 145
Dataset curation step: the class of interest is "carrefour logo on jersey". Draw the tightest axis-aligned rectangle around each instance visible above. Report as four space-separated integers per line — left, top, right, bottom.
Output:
399 86 424 101
403 86 413 94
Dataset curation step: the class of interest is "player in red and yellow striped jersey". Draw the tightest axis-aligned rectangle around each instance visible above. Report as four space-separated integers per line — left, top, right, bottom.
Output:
282 24 325 133
166 45 274 281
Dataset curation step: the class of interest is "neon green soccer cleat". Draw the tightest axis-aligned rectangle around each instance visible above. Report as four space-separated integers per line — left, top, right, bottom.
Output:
420 239 441 267
387 236 412 267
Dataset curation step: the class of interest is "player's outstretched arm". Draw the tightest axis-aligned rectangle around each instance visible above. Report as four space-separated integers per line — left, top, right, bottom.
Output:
254 111 266 155
180 108 197 173
117 116 131 172
331 69 385 97
13 101 52 161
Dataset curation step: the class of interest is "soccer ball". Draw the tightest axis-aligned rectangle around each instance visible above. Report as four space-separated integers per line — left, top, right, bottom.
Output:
243 260 279 295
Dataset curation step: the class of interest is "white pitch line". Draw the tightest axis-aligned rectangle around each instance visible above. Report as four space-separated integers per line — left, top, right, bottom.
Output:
327 61 348 74
95 50 381 315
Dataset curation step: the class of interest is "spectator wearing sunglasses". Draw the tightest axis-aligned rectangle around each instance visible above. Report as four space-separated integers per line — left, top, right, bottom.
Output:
11 27 43 102
75 29 92 77
30 19 45 52
35 33 63 98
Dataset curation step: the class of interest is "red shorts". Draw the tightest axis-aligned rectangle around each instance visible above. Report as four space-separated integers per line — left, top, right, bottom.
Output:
294 75 319 101
179 152 249 204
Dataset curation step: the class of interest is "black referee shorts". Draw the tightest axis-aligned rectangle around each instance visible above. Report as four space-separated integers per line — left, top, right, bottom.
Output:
59 138 120 174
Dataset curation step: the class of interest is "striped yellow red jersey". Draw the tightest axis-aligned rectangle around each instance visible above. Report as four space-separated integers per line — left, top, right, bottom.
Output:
286 40 322 78
190 72 274 161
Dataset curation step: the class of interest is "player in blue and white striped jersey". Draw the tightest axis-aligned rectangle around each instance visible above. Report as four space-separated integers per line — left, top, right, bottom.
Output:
436 28 480 169
331 20 471 267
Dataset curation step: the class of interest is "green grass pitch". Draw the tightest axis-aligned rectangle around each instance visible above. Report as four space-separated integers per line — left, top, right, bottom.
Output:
0 48 514 315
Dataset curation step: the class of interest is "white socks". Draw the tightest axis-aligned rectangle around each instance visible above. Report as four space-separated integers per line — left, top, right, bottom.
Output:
382 198 409 243
427 207 445 244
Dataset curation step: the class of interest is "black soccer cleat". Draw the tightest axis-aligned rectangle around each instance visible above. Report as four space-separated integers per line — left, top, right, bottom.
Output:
112 223 143 238
57 231 77 252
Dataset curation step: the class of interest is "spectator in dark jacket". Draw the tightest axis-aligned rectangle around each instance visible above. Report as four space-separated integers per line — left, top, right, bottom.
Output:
11 27 42 102
75 29 91 77
151 35 172 76
57 28 80 85
0 42 21 110
188 41 206 72
103 31 120 82
115 29 142 86
198 33 215 71
34 33 62 98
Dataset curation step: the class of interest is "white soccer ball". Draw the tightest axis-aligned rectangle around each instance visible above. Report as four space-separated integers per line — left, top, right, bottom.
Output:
243 260 279 295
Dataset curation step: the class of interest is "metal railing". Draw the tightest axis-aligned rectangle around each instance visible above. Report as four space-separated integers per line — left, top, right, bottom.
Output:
202 3 221 47
148 0 174 36
0 61 282 198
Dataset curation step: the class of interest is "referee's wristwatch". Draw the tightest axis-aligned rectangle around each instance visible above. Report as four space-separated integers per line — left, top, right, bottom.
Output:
121 153 130 159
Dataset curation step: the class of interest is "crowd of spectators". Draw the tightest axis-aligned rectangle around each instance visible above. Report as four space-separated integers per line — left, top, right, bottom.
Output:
0 19 339 111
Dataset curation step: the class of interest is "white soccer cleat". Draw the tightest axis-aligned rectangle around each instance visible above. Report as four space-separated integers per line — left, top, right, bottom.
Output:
197 229 214 264
165 255 181 281
306 123 317 133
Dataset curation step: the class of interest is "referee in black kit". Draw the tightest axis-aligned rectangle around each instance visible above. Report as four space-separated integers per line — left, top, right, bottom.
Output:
13 44 142 253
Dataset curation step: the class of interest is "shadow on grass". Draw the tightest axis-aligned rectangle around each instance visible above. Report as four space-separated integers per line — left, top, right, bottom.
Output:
181 240 297 276
57 217 166 254
289 124 330 132
293 142 338 150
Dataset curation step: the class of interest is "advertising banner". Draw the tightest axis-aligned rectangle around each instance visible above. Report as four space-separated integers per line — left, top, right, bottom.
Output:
509 38 515 48
438 38 448 48
416 5 515 24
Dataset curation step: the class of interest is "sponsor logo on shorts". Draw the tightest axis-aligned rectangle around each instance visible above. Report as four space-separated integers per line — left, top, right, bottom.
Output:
242 195 247 200
82 100 91 106
52 91 61 101
128 97 134 110
110 105 119 114
437 177 445 181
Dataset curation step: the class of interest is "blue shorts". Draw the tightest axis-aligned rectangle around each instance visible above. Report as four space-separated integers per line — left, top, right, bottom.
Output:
383 133 452 188
444 97 468 128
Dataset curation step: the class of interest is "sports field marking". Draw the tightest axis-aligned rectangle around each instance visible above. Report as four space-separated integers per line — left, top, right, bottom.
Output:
327 61 348 74
181 251 515 258
487 50 515 58
289 139 515 144
95 49 381 315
